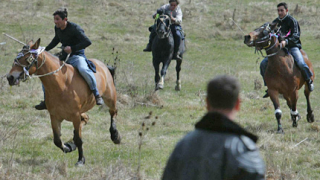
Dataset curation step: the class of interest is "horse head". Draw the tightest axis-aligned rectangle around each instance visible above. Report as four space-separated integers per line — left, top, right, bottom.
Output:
7 38 45 85
244 22 278 50
155 13 172 39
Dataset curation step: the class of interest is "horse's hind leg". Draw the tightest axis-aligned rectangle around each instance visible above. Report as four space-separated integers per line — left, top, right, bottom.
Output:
175 59 182 91
72 116 86 166
304 88 314 123
109 108 121 144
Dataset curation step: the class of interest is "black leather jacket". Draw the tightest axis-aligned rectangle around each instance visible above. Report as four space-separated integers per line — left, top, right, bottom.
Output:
162 112 265 180
272 14 301 49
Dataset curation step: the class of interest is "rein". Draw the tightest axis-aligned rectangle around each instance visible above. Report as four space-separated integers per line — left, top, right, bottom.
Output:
155 15 171 38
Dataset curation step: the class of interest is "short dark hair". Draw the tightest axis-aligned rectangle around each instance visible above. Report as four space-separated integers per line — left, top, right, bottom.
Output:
277 2 288 10
53 7 68 19
169 0 180 5
206 75 240 110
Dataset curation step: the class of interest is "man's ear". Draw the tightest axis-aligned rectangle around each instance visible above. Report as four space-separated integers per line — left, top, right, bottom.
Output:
206 98 210 111
234 97 241 111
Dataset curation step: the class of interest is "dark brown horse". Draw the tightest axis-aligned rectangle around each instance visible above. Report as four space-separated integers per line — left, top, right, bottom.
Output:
6 39 121 166
244 23 315 133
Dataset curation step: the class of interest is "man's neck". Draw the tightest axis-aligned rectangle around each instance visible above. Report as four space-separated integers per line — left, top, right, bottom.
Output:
208 108 237 120
60 21 68 30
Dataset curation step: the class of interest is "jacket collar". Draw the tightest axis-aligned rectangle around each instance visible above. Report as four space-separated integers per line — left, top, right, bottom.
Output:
278 13 289 21
195 112 258 142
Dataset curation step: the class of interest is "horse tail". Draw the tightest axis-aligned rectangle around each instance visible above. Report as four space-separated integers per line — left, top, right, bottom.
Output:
107 65 116 85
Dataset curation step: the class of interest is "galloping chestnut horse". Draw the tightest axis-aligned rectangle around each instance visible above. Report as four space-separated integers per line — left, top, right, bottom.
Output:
6 39 121 166
152 13 185 91
244 23 315 133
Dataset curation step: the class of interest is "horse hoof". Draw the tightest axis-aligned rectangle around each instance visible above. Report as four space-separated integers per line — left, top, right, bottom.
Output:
63 142 77 153
110 129 121 144
175 85 181 91
277 129 284 134
75 157 85 167
292 121 298 127
158 84 164 89
307 113 314 123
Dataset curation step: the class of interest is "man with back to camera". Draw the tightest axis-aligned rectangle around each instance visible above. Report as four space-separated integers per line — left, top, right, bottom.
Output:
35 7 104 110
260 2 314 98
162 75 265 180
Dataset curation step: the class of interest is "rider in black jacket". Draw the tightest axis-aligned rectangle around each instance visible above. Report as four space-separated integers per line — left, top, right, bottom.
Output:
260 2 314 98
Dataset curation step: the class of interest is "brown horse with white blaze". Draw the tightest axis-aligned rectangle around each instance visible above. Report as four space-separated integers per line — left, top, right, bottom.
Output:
244 22 315 133
6 39 121 166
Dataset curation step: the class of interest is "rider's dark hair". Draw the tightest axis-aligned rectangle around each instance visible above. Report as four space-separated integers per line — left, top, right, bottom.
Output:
206 75 240 110
169 0 180 5
277 2 288 10
53 7 68 19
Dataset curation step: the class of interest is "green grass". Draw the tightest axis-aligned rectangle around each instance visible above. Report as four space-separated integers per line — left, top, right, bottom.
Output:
1 0 320 179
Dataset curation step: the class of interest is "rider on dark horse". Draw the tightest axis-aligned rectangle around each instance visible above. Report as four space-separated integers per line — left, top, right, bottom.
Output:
143 0 183 61
260 2 314 98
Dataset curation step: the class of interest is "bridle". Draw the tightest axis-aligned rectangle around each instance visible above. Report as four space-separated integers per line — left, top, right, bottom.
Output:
13 46 69 81
253 24 281 58
155 14 172 38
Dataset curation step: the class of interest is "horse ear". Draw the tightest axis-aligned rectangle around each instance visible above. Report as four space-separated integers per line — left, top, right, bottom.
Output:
270 22 278 30
27 40 34 47
31 38 41 49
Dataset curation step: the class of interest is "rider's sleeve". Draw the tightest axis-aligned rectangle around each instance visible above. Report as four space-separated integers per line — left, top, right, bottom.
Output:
70 25 92 53
286 17 300 47
174 7 183 24
45 27 60 51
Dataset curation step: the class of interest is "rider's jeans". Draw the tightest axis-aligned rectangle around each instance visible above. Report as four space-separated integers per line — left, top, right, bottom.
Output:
42 55 99 99
260 47 313 86
67 55 99 96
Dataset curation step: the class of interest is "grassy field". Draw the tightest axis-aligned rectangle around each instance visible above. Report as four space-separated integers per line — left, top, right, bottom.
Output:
1 0 320 179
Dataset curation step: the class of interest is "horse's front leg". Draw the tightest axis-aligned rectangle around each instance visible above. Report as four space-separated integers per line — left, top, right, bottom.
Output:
158 58 172 90
304 87 314 123
50 116 76 153
153 59 161 90
290 90 301 127
175 59 182 91
269 90 284 134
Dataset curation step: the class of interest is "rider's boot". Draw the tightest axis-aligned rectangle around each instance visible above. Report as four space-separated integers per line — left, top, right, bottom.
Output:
35 101 47 110
307 79 314 91
95 95 104 105
143 43 152 52
173 52 182 61
263 89 269 98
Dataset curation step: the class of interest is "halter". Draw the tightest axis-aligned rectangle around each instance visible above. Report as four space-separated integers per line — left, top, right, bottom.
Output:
14 46 69 81
155 14 172 38
14 46 46 81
